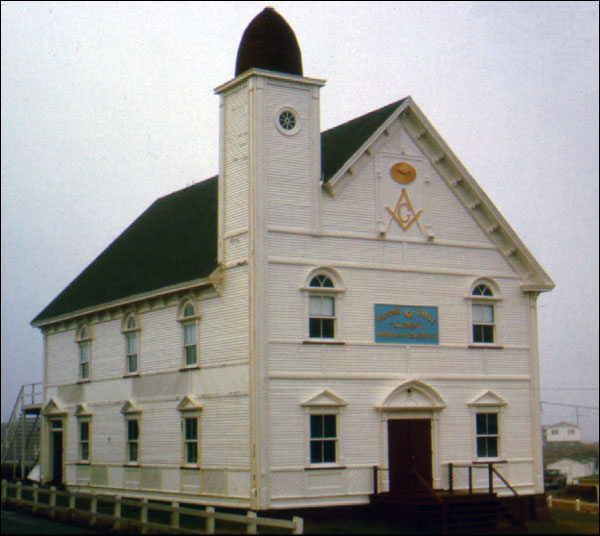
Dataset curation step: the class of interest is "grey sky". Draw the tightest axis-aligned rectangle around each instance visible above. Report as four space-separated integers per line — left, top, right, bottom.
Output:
2 1 598 439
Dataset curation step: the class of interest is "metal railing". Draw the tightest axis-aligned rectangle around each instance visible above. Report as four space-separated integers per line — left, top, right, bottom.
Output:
1 480 303 534
447 462 518 496
1 383 43 480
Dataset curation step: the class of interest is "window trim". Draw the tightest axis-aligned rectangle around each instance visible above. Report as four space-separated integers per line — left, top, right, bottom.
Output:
275 106 301 136
177 396 203 468
75 325 92 382
126 417 141 465
468 391 506 462
474 412 500 459
301 390 346 469
182 416 200 467
465 280 503 347
77 417 91 464
301 268 345 343
177 300 201 369
122 313 141 376
120 400 142 466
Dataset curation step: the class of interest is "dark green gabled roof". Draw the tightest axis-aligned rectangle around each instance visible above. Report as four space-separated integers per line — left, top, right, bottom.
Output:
321 98 406 182
32 176 219 324
33 99 408 325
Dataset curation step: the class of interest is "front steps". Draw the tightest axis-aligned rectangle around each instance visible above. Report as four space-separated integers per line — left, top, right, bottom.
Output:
371 491 526 534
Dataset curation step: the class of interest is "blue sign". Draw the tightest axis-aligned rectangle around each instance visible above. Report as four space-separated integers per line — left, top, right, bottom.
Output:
374 304 438 344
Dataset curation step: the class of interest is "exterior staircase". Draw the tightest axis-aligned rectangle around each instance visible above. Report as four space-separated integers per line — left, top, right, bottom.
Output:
370 464 527 534
372 491 526 534
1 383 43 480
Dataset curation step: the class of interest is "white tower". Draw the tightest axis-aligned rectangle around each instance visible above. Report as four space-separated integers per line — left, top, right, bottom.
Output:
214 8 325 509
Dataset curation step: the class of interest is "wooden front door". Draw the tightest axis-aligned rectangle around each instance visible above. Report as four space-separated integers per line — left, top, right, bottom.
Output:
388 419 432 494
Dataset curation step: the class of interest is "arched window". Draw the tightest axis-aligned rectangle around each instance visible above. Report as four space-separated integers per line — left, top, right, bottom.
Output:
122 314 140 375
308 275 336 339
76 326 92 381
469 282 499 345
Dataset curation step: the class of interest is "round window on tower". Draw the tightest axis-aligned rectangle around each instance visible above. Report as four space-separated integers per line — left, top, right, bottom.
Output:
276 107 300 135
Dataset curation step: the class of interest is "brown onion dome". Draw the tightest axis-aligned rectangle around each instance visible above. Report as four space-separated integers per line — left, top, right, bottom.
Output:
235 7 303 77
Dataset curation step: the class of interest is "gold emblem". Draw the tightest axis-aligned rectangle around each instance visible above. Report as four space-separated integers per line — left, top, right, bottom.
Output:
390 162 417 184
386 189 423 232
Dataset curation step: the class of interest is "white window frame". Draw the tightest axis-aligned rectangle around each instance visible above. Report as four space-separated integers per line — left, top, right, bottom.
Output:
475 412 500 459
121 400 142 466
177 300 201 368
301 390 347 469
183 416 199 466
75 325 92 381
465 280 502 348
309 412 338 465
468 391 506 462
78 418 91 464
122 313 141 376
275 106 301 136
301 268 345 343
126 418 140 465
177 396 203 468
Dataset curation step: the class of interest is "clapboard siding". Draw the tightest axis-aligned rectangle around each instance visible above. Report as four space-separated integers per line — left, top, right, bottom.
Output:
200 266 249 367
268 378 535 468
321 160 378 235
223 84 249 235
46 330 78 385
201 396 250 467
266 262 530 350
267 232 513 277
319 121 495 245
265 82 313 229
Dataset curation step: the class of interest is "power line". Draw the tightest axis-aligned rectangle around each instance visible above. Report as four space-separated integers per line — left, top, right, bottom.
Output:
541 401 599 410
540 387 599 391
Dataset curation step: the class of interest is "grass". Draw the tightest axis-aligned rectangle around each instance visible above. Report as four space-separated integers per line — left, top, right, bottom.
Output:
527 509 599 535
301 508 599 535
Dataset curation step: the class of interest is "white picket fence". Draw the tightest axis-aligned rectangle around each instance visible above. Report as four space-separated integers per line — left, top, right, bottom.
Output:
546 494 599 514
1 480 303 534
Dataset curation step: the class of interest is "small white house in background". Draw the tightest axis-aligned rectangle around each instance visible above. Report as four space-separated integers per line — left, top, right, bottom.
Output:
31 7 554 512
546 458 596 484
545 422 581 443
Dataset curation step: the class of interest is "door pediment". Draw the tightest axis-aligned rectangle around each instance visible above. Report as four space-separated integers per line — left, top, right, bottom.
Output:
378 380 445 411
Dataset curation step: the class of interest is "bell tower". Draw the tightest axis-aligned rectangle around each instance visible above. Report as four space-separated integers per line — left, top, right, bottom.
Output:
214 7 325 510
215 7 325 264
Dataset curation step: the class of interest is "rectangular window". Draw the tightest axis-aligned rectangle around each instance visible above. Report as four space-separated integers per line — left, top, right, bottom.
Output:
310 414 337 464
79 341 90 379
127 419 140 463
309 296 335 339
79 421 90 462
126 333 138 373
184 323 197 365
551 430 559 435
476 413 498 458
472 304 494 343
184 417 198 465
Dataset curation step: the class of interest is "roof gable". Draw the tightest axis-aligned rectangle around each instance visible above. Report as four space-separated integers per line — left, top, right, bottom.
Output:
32 176 219 325
33 96 554 326
321 99 406 183
548 421 579 429
322 97 554 291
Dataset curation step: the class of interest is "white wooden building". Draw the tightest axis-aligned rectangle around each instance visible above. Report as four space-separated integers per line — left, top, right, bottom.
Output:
32 8 554 513
546 458 596 484
544 422 581 443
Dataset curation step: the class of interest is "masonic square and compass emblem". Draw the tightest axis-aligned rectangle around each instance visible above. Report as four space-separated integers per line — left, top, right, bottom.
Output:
385 162 424 233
